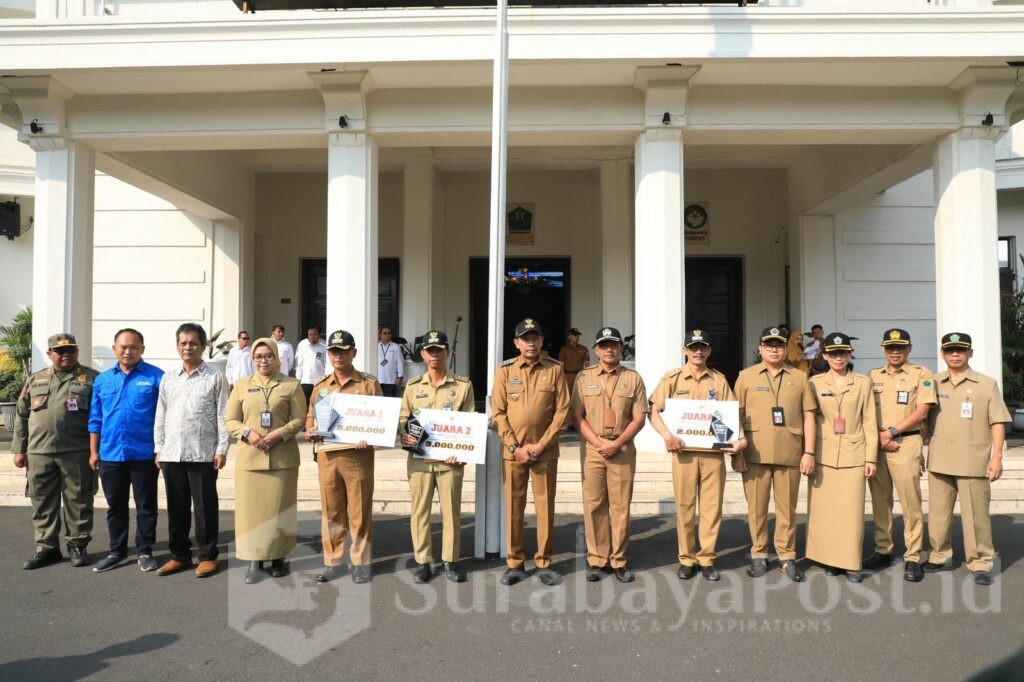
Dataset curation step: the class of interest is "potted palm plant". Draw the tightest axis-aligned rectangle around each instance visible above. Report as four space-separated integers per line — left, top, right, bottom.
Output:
0 307 31 431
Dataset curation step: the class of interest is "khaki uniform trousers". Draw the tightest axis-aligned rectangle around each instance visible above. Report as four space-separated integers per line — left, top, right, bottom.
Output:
868 435 924 561
741 462 801 560
408 457 464 564
928 472 994 572
317 449 374 567
582 447 636 569
503 457 557 569
673 451 726 567
27 451 95 553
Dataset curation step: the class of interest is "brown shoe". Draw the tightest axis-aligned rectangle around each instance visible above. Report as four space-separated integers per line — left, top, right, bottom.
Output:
156 559 193 576
195 560 219 578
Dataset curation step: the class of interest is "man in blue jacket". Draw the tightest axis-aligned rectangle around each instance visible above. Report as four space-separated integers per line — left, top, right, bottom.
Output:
89 328 165 573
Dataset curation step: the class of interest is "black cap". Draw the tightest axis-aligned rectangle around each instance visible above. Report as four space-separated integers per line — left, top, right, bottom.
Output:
514 318 544 338
684 329 711 347
759 326 787 344
940 332 972 350
326 329 355 350
420 330 449 350
881 328 911 346
823 332 853 352
568 327 581 336
594 326 623 345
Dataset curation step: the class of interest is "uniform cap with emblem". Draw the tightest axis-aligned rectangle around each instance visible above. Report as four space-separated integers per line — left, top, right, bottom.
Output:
420 329 449 350
594 326 623 345
326 329 356 350
514 318 544 338
881 328 911 346
759 326 787 344
684 329 711 347
568 327 581 336
823 332 854 352
47 332 78 350
940 331 972 350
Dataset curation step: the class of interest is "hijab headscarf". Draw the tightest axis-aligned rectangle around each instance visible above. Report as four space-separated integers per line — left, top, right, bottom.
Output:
785 331 809 372
250 337 282 380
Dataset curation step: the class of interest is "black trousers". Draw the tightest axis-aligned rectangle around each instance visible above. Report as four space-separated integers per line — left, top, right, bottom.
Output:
99 460 159 557
381 383 398 398
301 383 314 405
162 461 220 562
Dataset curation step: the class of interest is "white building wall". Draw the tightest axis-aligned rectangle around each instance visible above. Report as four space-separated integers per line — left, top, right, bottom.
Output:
0 127 35 326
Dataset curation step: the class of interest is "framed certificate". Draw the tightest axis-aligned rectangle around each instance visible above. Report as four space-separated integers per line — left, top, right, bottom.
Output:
662 399 740 451
320 393 402 448
411 408 488 465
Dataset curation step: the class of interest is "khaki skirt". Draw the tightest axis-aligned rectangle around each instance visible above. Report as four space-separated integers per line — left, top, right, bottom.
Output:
235 467 299 561
806 464 866 571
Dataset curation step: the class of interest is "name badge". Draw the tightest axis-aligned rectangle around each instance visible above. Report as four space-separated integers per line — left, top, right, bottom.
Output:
771 407 785 426
260 411 272 428
380 358 388 367
833 416 847 434
961 401 973 419
896 391 909 405
415 391 428 399
755 386 770 392
66 397 79 412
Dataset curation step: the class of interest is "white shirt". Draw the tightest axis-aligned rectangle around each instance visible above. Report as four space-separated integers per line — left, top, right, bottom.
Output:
295 338 327 385
225 345 254 385
275 337 295 376
804 338 821 360
153 362 230 462
377 342 403 384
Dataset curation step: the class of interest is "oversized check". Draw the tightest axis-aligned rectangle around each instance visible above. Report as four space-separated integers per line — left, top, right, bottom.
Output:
412 408 488 465
662 399 740 451
322 393 402 448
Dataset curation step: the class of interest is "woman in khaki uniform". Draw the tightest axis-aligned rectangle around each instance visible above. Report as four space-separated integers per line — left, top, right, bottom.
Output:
225 337 306 584
806 332 878 582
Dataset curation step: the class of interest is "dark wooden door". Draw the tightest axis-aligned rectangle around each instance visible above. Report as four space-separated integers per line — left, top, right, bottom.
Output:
301 258 399 335
685 257 744 384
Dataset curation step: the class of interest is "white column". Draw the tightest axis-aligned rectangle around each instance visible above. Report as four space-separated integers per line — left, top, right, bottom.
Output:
326 132 378 362
400 154 434 341
600 159 633 331
31 143 95 369
933 131 1002 379
793 214 838 336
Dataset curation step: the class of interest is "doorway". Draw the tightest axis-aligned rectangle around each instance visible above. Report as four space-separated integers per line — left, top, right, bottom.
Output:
468 257 571 399
300 257 400 335
685 257 744 383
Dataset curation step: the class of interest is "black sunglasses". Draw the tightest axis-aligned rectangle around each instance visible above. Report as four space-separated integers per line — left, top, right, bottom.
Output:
50 347 78 355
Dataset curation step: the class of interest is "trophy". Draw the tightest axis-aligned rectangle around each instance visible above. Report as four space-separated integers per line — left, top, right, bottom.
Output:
708 410 734 449
403 409 429 455
313 395 340 439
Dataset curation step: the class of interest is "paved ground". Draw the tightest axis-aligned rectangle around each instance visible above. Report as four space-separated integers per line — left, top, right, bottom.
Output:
0 506 1021 681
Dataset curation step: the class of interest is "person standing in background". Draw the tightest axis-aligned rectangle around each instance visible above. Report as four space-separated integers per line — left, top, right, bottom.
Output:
376 326 404 398
295 326 327 405
225 331 253 390
272 325 295 376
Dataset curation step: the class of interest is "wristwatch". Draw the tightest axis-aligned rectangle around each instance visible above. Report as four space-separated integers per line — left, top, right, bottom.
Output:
508 443 518 454
888 427 900 438
241 427 252 440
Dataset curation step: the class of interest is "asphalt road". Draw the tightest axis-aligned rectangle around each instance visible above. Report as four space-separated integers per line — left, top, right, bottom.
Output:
0 507 1021 681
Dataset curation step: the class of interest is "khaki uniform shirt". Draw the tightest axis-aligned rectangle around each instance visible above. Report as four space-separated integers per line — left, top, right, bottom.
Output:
13 365 100 455
928 369 1010 477
570 364 648 450
869 363 936 434
810 372 879 468
307 370 383 455
400 372 475 470
649 364 733 454
558 344 590 375
492 356 570 461
225 373 306 471
734 362 815 466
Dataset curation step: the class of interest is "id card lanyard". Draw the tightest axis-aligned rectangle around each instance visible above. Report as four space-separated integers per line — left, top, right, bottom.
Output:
380 343 391 367
832 386 847 434
602 370 622 433
766 370 785 426
258 382 276 429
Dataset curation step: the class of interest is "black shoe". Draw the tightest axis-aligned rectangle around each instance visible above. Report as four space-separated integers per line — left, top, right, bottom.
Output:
92 553 126 573
412 562 432 584
862 552 894 570
613 567 634 583
268 559 287 578
778 560 805 583
500 567 528 586
746 558 768 578
973 571 993 586
442 562 466 583
317 565 345 583
67 545 91 568
677 564 698 580
352 564 372 584
244 561 263 584
904 561 924 583
23 551 62 570
846 570 864 583
535 568 562 586
701 565 720 582
586 564 606 582
922 559 955 573
823 565 841 576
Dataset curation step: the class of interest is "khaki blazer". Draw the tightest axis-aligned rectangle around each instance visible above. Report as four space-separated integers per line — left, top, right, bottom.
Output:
810 372 878 468
226 373 306 471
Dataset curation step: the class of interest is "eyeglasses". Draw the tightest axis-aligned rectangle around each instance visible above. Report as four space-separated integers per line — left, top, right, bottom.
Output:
50 347 77 355
253 354 275 362
761 344 785 351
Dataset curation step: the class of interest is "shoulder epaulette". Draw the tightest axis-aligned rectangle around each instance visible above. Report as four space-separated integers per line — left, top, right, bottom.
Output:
453 373 470 382
360 371 378 382
500 358 516 367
